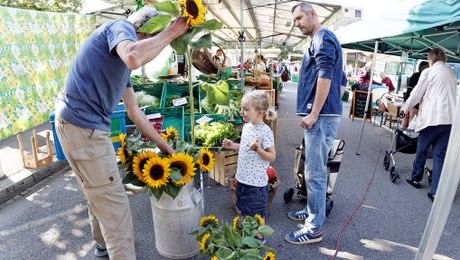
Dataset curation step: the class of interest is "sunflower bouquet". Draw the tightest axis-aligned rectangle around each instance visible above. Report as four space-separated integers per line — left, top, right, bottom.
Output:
118 128 215 200
192 215 276 260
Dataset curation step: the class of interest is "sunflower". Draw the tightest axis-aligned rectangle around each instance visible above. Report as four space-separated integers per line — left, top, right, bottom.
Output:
167 152 196 186
263 252 275 260
211 256 218 260
232 216 239 230
119 133 126 146
142 157 170 188
161 127 179 141
179 0 206 26
199 215 218 227
255 214 265 226
196 148 214 173
200 233 211 253
117 146 130 165
133 151 157 182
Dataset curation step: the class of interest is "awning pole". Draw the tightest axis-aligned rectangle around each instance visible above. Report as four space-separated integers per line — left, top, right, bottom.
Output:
415 95 460 260
355 40 379 155
239 0 244 92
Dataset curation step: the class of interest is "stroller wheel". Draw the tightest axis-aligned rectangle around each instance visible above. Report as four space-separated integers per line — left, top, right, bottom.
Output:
284 188 294 203
383 152 390 171
326 199 334 217
390 167 399 183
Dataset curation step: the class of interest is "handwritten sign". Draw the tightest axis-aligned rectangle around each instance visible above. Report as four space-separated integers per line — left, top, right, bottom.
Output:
351 90 372 122
172 97 187 106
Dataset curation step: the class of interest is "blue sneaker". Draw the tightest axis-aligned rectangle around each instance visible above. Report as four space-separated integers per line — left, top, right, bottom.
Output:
94 244 108 257
287 209 309 221
285 224 323 244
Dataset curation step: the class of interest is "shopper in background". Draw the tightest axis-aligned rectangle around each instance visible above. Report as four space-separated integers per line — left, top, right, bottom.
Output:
54 6 188 259
285 2 342 244
402 48 456 202
379 72 395 92
401 61 430 128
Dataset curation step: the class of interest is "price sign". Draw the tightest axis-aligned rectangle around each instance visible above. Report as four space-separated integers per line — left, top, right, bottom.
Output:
172 97 187 106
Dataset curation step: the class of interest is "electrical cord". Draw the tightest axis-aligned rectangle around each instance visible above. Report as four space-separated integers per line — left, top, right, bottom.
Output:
329 140 383 260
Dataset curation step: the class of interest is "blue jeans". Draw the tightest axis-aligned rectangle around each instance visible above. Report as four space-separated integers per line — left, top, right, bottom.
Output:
303 116 340 229
236 182 269 218
410 124 451 194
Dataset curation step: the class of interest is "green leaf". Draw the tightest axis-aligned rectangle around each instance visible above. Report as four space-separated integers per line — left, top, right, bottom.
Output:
257 225 274 237
216 247 234 259
150 186 164 200
164 184 182 199
170 27 203 54
241 237 260 248
191 33 212 49
153 1 180 16
169 168 183 182
224 225 239 249
138 15 172 34
136 0 143 10
122 171 138 184
205 80 229 106
201 19 223 30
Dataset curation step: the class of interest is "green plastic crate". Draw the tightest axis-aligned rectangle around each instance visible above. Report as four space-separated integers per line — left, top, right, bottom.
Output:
160 82 201 112
133 82 165 100
144 106 185 140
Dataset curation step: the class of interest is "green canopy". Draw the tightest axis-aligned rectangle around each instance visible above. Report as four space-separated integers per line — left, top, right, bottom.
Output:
336 0 460 62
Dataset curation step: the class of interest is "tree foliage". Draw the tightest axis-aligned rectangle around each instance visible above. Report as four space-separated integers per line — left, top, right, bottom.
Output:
0 0 83 13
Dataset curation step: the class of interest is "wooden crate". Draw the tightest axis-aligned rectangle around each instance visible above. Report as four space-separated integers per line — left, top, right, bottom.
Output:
209 150 238 186
263 89 276 108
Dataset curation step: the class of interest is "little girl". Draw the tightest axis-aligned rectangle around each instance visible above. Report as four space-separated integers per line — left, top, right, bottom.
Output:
223 90 277 219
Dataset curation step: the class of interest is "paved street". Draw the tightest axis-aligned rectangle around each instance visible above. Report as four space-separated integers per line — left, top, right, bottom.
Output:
1 82 459 259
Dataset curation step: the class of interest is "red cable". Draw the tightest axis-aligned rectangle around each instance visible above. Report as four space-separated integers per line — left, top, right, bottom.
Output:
329 143 383 260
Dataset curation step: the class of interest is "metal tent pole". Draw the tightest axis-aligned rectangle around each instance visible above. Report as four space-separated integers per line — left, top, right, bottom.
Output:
239 0 245 91
355 40 379 155
415 95 460 260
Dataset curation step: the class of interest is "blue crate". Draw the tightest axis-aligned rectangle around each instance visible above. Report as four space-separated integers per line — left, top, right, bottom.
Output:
50 104 127 161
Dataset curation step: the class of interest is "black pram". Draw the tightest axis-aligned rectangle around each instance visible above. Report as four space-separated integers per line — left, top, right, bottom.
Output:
283 139 345 217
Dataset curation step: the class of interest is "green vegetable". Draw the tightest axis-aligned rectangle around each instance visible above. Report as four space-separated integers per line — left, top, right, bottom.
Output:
135 91 160 108
194 122 240 147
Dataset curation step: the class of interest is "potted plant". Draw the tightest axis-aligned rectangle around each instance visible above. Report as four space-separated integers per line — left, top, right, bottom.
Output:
193 214 276 259
118 129 215 259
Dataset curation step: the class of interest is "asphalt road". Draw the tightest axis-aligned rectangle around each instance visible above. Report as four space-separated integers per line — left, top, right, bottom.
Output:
1 82 459 260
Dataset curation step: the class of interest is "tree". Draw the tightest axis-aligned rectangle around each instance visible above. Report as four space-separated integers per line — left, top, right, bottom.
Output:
0 0 83 13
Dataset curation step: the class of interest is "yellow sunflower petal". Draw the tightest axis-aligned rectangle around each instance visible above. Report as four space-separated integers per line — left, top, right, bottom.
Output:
117 147 130 164
199 215 218 227
197 148 214 173
232 216 239 230
133 150 157 182
200 233 211 253
167 152 196 186
166 127 179 140
143 157 170 189
263 252 275 260
211 256 218 260
255 214 265 226
119 133 126 146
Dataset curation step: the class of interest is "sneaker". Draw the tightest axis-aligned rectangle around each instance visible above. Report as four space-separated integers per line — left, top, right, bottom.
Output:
94 244 108 257
406 178 421 189
256 233 266 245
287 209 309 221
427 192 435 202
285 224 323 244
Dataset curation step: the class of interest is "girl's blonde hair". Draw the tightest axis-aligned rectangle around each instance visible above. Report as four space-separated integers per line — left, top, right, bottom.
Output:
241 90 277 121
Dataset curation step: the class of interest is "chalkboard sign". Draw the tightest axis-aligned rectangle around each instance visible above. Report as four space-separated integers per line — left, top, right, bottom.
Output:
350 90 372 122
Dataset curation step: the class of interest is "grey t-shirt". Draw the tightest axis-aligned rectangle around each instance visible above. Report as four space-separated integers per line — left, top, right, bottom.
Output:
235 123 275 187
56 20 137 132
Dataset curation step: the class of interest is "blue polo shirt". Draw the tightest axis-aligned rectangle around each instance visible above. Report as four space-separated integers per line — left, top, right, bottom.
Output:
56 20 137 132
297 28 343 116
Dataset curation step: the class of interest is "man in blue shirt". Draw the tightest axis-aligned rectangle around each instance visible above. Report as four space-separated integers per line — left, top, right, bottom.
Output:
55 6 188 259
285 3 343 244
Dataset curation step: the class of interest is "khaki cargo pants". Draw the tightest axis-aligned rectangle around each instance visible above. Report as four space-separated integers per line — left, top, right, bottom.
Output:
56 117 135 260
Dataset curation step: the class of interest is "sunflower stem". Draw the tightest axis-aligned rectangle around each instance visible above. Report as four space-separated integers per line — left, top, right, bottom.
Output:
186 47 195 146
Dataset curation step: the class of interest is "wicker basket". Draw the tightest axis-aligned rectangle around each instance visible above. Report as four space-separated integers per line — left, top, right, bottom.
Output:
191 42 226 75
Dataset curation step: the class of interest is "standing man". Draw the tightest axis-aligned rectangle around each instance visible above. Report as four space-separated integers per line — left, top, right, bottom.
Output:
285 3 343 244
379 72 395 92
55 6 188 259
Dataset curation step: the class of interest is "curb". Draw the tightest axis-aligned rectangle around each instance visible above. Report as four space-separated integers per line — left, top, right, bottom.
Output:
0 160 70 205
